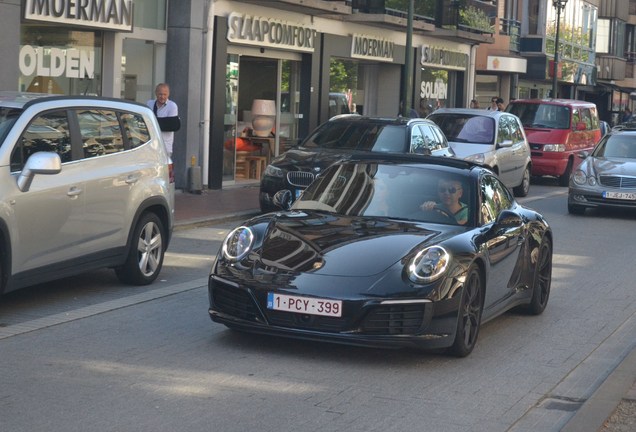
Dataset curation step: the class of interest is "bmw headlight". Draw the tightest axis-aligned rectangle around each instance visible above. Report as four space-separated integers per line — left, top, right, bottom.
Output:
543 144 566 152
222 226 254 261
464 153 485 165
407 246 450 284
264 165 284 178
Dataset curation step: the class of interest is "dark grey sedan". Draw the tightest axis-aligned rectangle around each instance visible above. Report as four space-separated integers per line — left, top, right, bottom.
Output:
568 130 636 214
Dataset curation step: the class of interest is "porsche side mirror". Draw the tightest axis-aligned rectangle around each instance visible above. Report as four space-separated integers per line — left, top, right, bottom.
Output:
494 210 523 229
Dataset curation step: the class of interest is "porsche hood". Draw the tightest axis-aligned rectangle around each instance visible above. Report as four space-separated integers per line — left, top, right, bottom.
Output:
255 212 463 277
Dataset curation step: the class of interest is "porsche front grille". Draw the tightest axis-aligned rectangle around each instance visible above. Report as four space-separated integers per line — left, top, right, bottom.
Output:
287 171 315 187
361 304 428 335
212 284 261 322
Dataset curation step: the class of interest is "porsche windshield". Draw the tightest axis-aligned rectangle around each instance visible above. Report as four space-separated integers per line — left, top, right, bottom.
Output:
294 162 474 226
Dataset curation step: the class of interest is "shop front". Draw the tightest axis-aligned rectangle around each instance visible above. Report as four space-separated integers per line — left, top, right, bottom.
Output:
321 33 403 120
417 43 471 112
212 11 317 187
12 0 167 104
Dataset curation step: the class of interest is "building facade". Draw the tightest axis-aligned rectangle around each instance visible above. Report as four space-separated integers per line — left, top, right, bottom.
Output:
0 0 497 190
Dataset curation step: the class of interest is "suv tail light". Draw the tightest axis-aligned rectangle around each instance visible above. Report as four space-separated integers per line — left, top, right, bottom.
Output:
169 162 175 183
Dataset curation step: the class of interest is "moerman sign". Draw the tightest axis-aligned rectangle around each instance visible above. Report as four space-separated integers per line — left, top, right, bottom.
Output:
24 0 133 32
227 12 316 52
351 34 394 62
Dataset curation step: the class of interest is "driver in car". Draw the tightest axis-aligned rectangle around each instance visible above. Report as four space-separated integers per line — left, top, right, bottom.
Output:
420 179 468 225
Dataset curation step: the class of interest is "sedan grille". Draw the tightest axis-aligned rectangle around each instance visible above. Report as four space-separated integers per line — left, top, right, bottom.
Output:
598 175 636 189
287 171 315 187
361 304 428 335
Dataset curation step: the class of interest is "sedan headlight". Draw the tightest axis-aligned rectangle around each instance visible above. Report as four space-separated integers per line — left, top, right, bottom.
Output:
464 153 485 165
572 169 587 185
222 226 254 261
264 165 284 178
543 144 566 152
572 169 597 186
407 246 450 284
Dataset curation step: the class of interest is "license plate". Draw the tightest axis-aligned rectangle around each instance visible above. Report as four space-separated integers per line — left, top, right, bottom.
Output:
602 191 636 200
295 189 303 199
267 293 342 317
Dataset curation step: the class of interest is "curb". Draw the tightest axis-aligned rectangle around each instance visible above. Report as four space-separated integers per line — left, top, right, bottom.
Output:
561 346 636 432
174 210 261 230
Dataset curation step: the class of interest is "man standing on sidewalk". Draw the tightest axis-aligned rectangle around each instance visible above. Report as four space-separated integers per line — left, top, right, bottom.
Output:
147 83 180 156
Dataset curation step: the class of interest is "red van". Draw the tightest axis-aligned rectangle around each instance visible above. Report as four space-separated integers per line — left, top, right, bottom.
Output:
507 99 601 186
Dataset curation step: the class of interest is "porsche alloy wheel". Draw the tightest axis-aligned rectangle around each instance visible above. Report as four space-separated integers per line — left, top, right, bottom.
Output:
448 266 483 357
525 237 552 315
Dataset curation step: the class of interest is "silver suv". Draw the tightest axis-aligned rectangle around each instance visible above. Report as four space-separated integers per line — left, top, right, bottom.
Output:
0 92 175 294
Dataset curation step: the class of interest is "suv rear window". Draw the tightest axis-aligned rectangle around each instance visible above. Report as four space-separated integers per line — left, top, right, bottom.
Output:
302 121 407 152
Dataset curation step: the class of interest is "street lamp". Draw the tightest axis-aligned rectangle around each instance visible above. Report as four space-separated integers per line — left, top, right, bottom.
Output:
551 0 568 99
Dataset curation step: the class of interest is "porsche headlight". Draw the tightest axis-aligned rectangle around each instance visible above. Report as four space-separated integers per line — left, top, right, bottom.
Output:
222 226 254 261
543 144 566 152
464 153 485 165
408 246 450 284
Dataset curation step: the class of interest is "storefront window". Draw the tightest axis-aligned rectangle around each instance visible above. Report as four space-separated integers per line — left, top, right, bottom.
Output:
420 68 448 113
222 54 301 184
134 0 167 30
330 59 357 115
19 26 102 95
121 39 166 103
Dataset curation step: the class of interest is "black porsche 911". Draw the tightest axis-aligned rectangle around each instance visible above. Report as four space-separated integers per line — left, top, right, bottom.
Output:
208 154 552 357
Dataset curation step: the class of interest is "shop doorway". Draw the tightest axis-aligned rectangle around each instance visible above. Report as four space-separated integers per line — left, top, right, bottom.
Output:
223 54 301 184
329 58 401 118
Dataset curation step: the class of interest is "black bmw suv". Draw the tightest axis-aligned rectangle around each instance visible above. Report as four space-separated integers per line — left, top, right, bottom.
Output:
259 115 455 213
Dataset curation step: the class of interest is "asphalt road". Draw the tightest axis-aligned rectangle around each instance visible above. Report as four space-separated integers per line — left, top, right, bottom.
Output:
0 181 635 432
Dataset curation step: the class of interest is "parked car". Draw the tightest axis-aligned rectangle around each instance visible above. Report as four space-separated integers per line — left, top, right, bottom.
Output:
209 154 553 357
259 115 455 213
427 108 532 197
568 129 636 214
0 91 174 294
328 92 351 118
507 99 601 186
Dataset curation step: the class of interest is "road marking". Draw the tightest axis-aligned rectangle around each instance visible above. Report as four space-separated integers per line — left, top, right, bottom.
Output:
519 188 568 204
0 277 208 340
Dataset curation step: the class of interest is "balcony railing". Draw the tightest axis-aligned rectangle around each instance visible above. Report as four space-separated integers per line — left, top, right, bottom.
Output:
499 18 521 53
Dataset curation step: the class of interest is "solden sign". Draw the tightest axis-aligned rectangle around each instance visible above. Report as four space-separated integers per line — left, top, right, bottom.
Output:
20 45 95 79
24 0 134 32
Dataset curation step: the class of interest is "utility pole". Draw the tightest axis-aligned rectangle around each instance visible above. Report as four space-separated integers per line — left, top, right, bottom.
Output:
402 0 414 116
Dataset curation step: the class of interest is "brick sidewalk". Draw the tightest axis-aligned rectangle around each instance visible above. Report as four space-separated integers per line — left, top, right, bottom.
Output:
174 183 261 226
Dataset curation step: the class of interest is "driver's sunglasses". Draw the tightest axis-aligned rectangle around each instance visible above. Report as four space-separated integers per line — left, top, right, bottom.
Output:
439 186 460 194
